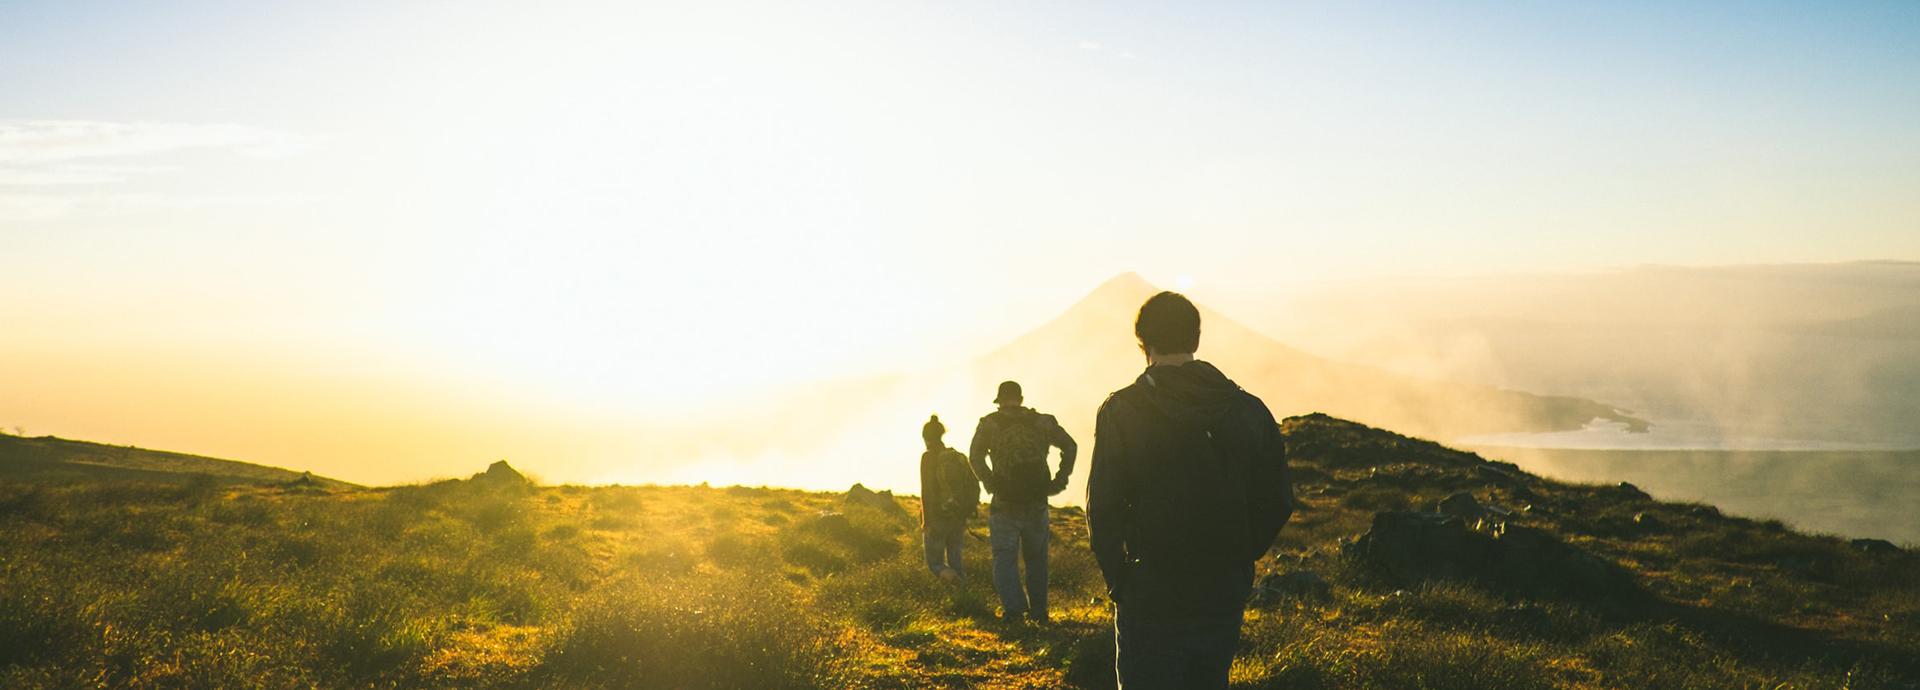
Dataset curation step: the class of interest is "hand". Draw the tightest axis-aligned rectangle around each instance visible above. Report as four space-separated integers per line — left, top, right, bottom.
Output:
1048 476 1069 496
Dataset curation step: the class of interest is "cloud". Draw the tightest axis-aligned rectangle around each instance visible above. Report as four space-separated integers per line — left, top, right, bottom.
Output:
0 120 309 221
0 120 305 165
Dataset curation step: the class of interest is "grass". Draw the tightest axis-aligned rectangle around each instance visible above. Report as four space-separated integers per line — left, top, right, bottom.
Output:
0 414 1915 688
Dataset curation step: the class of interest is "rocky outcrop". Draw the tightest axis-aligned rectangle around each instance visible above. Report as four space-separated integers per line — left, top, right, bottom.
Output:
472 460 531 486
1344 511 1641 603
1851 538 1903 556
843 483 908 518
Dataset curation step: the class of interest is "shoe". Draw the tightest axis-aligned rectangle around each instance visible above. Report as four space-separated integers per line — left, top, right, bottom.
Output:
1000 610 1026 625
1027 611 1050 625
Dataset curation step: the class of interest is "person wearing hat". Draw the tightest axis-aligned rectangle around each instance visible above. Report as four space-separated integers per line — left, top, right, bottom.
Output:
1087 291 1294 689
919 414 978 582
968 379 1077 624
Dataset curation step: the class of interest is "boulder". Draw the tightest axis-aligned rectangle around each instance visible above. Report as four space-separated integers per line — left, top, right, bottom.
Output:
843 483 908 517
1343 512 1489 584
472 460 531 486
1851 538 1902 556
1486 522 1640 601
1435 492 1485 519
1345 511 1641 602
1613 482 1651 502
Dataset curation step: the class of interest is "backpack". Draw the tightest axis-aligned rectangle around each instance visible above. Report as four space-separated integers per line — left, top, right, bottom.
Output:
986 409 1057 501
939 449 980 519
1119 393 1261 570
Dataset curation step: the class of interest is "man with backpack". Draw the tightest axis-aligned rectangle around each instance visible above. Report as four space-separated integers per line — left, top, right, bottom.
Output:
920 414 979 582
1087 291 1294 689
969 380 1077 624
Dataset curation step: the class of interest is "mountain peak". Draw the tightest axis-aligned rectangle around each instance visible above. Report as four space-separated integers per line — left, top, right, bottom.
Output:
1091 271 1160 299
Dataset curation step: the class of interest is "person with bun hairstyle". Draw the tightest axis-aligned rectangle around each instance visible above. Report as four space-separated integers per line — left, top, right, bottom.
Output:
920 414 979 582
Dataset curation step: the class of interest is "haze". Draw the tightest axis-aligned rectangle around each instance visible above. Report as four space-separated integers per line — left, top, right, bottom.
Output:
4 1 1919 490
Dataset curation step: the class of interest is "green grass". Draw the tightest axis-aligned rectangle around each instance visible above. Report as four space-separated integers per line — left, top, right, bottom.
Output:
0 414 1914 688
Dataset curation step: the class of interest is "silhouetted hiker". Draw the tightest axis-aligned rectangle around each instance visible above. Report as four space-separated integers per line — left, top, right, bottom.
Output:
969 380 1078 624
920 414 979 582
1087 291 1294 689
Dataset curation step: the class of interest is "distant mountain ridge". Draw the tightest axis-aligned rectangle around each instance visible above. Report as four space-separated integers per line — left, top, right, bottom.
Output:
0 434 355 488
976 272 1644 443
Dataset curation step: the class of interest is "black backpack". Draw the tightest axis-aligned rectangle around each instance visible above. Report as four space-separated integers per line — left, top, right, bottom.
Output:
986 410 1057 501
1119 393 1261 570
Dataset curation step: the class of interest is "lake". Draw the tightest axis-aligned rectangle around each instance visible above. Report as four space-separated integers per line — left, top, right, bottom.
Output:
1464 444 1920 545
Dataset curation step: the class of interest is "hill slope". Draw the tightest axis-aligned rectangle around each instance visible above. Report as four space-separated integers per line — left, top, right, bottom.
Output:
977 273 1645 443
0 434 355 488
2 417 1912 689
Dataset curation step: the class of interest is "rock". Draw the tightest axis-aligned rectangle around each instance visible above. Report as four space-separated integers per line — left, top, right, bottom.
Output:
279 471 324 492
1345 511 1641 603
1613 482 1651 502
1252 570 1332 604
1685 505 1721 519
1487 522 1640 601
843 483 908 517
1435 492 1485 519
1632 512 1663 531
1851 538 1902 556
473 460 530 485
1343 512 1489 584
1475 464 1523 486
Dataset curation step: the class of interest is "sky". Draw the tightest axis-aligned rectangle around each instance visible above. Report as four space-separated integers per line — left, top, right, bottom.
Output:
2 0 1917 483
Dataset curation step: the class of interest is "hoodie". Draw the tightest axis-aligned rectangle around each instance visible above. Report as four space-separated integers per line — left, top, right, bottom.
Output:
1087 360 1294 619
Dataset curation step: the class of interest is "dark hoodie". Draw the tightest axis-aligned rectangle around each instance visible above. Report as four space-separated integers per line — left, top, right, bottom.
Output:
1087 360 1294 619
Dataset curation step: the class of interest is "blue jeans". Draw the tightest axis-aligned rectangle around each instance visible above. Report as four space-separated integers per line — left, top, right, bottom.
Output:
923 520 965 576
1114 605 1243 690
988 501 1049 617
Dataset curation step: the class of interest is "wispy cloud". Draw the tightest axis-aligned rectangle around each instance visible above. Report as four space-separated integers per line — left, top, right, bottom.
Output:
0 120 304 166
0 120 309 221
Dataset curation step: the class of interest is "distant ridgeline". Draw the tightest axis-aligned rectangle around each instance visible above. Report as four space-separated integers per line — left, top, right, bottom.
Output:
0 434 354 488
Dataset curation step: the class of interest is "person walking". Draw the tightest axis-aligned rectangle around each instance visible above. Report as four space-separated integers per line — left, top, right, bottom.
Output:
1087 291 1294 689
920 414 979 582
969 380 1077 624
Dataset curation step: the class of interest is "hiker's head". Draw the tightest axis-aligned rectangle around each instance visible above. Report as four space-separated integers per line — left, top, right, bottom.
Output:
922 414 945 450
1136 291 1201 358
994 380 1023 408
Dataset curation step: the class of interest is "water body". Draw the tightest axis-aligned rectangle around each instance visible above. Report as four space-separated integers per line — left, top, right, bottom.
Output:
1462 443 1920 545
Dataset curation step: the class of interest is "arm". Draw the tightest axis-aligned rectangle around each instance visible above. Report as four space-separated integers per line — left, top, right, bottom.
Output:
968 422 995 494
1086 398 1131 600
918 452 936 529
1245 403 1295 562
1049 417 1079 491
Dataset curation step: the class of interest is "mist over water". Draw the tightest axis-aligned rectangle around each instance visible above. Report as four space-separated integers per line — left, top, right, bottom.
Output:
1472 445 1920 545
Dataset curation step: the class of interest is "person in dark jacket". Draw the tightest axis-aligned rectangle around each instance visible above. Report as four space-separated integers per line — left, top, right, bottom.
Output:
920 414 978 582
1087 291 1294 689
969 380 1077 624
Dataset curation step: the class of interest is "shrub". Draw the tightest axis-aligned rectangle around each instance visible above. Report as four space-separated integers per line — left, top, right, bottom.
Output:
543 574 832 688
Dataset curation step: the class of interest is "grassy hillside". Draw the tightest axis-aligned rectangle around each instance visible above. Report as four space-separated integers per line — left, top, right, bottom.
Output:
0 434 355 488
1 416 1914 688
